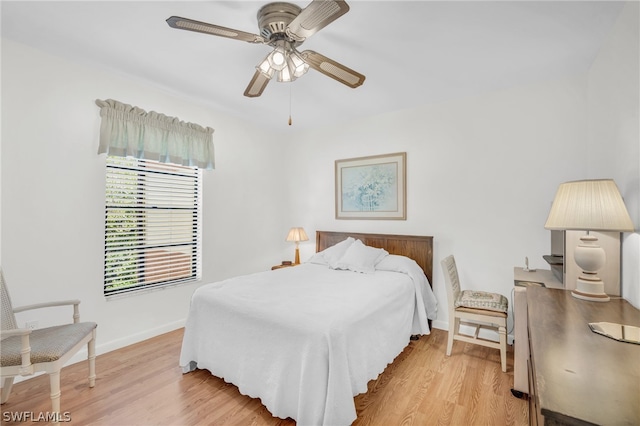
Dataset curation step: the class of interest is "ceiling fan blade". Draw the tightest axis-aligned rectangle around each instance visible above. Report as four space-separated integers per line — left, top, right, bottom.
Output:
244 70 271 98
286 0 350 41
166 16 265 44
301 50 365 88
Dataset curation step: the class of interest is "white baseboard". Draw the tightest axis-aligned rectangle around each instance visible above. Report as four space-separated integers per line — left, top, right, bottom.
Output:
89 318 186 359
431 319 448 331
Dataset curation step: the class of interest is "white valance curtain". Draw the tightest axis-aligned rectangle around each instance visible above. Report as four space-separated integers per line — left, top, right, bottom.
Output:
96 99 215 169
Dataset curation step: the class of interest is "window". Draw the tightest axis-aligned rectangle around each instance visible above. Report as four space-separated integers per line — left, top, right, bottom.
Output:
104 156 202 296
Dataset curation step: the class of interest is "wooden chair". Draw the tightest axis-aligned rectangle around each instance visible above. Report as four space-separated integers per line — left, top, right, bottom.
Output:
0 268 97 425
441 255 508 372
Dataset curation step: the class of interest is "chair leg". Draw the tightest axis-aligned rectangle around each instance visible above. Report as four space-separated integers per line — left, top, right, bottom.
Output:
499 325 507 372
1 377 14 404
49 370 61 426
446 317 458 356
88 333 96 387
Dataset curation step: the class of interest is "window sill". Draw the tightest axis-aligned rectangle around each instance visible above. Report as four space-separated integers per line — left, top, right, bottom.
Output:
105 278 200 300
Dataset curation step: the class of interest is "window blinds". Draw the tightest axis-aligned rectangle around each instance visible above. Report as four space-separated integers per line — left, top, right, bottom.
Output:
104 156 202 296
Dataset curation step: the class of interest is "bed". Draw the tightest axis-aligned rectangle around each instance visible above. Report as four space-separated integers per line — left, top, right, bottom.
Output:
179 231 437 425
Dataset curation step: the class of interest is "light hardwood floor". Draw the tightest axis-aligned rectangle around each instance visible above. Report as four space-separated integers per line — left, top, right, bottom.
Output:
1 328 528 425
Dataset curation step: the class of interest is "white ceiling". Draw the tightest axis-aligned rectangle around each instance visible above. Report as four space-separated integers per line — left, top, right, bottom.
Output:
1 1 625 131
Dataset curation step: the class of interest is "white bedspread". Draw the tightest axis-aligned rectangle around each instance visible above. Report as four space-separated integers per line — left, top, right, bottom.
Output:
180 260 437 426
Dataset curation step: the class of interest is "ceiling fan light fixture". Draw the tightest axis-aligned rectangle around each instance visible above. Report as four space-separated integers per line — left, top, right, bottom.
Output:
258 43 309 82
288 49 309 78
257 56 275 78
277 65 293 82
268 45 288 70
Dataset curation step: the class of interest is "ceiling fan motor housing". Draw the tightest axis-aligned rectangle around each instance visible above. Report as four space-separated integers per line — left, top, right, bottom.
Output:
258 2 302 45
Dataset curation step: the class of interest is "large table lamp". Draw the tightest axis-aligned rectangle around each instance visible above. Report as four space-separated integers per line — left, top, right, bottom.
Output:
544 179 634 302
286 227 309 265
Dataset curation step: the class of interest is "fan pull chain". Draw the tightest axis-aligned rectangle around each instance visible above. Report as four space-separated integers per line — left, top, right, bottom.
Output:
288 85 292 126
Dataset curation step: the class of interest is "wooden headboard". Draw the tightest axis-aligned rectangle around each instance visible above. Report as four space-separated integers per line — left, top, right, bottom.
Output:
316 231 434 285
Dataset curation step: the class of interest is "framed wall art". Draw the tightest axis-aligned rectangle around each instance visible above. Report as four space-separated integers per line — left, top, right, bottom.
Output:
335 152 406 220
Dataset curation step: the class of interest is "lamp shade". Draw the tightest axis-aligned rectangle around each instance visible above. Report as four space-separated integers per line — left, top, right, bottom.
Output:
257 55 275 78
268 45 287 71
544 179 634 232
277 65 292 82
286 227 309 242
288 49 309 78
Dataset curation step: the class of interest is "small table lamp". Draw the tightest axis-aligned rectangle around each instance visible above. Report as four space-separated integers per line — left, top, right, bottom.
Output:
286 227 309 265
544 179 634 302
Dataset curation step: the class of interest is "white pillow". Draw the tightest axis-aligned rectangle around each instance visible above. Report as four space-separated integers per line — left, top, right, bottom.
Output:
375 254 418 273
307 251 329 266
307 237 355 268
334 239 389 274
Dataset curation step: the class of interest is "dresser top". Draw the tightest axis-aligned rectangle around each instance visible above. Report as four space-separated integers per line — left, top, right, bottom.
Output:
513 267 563 289
527 287 640 425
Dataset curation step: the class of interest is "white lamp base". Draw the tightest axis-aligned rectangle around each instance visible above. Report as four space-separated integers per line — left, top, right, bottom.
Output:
571 275 610 302
571 234 610 302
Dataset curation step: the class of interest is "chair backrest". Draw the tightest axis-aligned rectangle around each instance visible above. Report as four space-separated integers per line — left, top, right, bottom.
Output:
441 255 462 310
1 269 18 331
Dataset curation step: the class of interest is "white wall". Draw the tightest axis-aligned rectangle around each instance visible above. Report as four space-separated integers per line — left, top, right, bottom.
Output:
1 0 637 374
1 39 290 362
0 60 2 263
284 1 639 328
587 1 640 307
285 75 589 331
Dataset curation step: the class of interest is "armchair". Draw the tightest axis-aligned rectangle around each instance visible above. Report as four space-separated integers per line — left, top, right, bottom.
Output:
0 268 97 424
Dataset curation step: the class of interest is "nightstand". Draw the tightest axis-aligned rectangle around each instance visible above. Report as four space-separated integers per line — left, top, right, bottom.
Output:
271 263 296 270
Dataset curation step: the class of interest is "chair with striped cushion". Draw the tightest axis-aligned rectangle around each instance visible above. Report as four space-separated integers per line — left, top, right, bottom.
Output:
0 268 97 425
441 255 508 372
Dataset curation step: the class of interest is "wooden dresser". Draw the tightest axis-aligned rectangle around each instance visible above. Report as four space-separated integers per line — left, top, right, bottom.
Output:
527 286 640 425
513 267 563 395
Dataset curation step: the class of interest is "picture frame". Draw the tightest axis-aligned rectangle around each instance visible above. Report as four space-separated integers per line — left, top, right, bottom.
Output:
335 152 406 220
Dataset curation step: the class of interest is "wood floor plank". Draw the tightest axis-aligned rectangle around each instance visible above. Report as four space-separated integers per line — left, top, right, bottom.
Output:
1 328 528 425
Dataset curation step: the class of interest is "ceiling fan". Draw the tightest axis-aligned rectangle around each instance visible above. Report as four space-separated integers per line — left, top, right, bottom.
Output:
166 0 365 98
